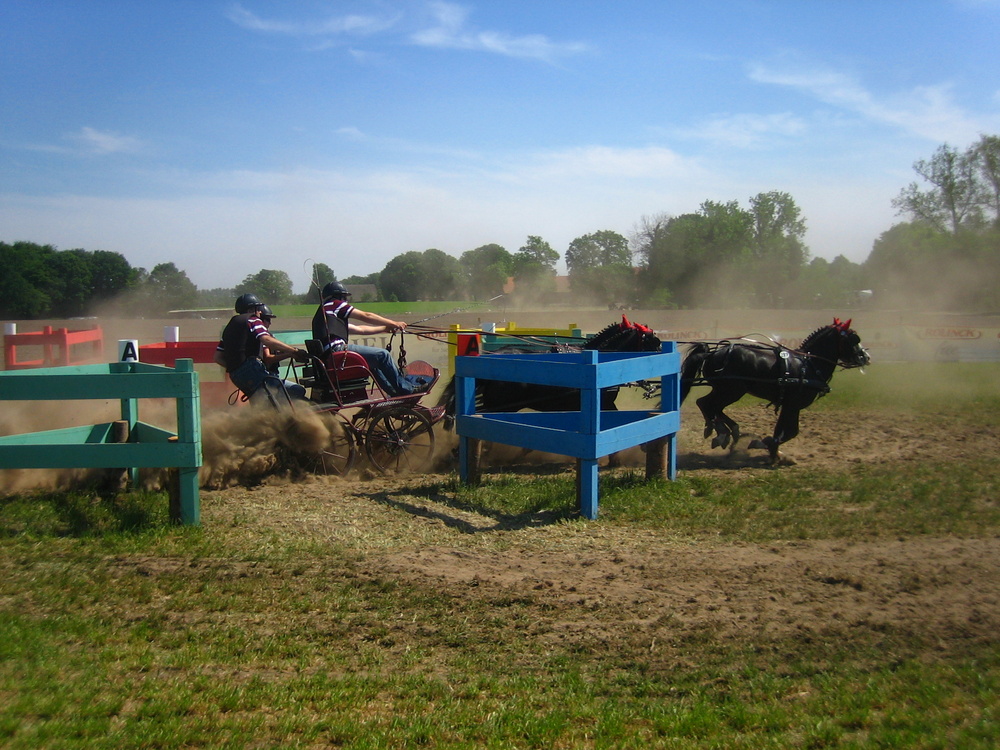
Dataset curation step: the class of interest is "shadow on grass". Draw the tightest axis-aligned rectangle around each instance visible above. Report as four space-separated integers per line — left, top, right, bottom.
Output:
0 488 170 538
367 465 674 533
369 486 575 533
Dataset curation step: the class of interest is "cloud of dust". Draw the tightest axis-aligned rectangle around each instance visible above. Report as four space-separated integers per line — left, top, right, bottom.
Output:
0 399 342 494
869 254 1000 312
0 400 129 493
193 407 335 489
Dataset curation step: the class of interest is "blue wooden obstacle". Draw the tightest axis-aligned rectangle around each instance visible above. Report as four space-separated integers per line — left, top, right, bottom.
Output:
454 342 681 519
0 359 202 525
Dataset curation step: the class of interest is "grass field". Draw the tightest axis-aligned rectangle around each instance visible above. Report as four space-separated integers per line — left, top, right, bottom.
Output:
1 363 999 748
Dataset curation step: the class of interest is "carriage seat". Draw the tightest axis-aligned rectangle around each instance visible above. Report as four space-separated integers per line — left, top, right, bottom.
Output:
304 339 372 402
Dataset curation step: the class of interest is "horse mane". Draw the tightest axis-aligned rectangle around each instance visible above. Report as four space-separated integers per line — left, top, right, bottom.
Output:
584 315 657 351
585 319 628 350
798 325 830 352
798 319 856 352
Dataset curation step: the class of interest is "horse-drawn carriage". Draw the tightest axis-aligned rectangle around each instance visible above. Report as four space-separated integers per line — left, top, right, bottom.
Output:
247 316 869 476
256 339 446 477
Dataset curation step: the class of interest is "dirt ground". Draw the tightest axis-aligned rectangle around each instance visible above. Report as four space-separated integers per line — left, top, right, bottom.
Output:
4 310 999 653
195 405 1000 653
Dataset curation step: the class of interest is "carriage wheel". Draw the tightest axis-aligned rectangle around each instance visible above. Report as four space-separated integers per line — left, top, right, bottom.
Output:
306 412 358 477
364 405 436 475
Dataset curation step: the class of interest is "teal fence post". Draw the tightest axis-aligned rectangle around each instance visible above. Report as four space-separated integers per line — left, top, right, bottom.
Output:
112 361 140 486
174 359 201 525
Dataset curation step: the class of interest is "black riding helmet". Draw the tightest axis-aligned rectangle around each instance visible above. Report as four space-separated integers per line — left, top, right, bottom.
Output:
235 292 263 314
257 304 275 320
321 281 351 301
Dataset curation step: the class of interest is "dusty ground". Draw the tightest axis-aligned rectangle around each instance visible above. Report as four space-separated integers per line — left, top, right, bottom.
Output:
4 310 999 654
195 405 1000 653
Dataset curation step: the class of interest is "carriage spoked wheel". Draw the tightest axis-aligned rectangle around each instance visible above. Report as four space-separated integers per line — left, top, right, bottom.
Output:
307 411 358 477
363 404 436 475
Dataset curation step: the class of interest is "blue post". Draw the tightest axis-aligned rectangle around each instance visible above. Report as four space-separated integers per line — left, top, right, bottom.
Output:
454 344 681 519
456 366 476 484
578 350 600 519
660 341 680 480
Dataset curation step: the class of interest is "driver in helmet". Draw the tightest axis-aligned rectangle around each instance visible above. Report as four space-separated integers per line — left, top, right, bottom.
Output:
216 294 308 401
311 281 430 396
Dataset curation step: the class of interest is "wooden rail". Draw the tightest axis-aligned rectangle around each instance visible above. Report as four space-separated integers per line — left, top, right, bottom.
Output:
454 343 681 519
0 359 202 525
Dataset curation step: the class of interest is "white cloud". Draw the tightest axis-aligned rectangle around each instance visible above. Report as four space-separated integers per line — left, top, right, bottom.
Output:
17 127 143 156
518 145 697 181
226 3 396 37
410 1 588 62
335 126 367 141
0 136 895 291
678 112 807 149
748 62 990 144
71 127 143 155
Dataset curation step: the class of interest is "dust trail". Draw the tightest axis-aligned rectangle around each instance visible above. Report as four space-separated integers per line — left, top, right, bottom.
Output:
195 407 334 489
0 399 343 494
0 400 127 493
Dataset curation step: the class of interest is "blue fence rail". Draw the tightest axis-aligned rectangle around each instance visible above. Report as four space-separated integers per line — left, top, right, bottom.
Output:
454 342 681 519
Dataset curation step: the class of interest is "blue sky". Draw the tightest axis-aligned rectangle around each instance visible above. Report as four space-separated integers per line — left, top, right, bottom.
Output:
2 1 999 292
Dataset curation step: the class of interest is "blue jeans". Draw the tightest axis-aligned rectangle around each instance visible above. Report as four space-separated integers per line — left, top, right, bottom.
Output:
348 344 425 397
264 375 307 401
230 358 306 403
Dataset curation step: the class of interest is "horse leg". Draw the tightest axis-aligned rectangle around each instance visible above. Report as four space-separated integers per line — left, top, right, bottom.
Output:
713 411 741 449
750 407 801 464
696 389 743 450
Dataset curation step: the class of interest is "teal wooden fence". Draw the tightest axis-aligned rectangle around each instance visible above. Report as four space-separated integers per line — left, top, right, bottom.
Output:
0 359 202 525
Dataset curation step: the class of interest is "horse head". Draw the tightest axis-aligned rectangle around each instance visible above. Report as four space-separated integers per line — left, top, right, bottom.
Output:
586 315 661 352
831 317 870 369
620 314 662 352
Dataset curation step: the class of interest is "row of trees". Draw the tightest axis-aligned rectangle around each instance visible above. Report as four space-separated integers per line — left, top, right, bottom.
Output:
4 134 999 318
0 242 199 319
871 135 1000 309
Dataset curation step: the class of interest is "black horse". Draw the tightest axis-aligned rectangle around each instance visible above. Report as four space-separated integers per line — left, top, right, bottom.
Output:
680 318 870 464
438 315 662 425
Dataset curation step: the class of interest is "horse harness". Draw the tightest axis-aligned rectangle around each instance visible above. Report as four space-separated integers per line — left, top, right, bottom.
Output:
697 340 833 408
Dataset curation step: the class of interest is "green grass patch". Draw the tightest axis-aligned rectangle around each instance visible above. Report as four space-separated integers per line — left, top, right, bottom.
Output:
0 488 172 539
2 523 997 747
598 459 1000 541
818 362 1000 417
2 361 999 747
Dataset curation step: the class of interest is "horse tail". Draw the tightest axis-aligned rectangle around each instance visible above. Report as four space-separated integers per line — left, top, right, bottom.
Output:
680 343 711 403
435 375 457 431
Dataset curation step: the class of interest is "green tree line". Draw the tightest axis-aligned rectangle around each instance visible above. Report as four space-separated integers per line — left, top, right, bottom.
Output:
4 134 999 318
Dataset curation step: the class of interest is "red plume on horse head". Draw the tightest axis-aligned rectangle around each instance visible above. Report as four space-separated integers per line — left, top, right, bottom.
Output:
621 314 653 334
833 317 852 332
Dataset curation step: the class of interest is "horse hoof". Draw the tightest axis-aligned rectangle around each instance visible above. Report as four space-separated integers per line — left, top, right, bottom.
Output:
703 425 714 439
747 439 765 450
